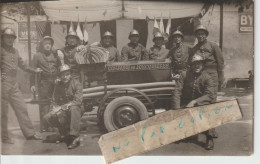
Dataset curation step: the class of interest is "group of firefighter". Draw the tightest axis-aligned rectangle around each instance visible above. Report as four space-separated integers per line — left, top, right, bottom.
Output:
1 23 224 150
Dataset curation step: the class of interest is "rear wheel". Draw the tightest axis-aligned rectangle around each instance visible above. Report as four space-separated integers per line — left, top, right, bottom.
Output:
103 96 149 132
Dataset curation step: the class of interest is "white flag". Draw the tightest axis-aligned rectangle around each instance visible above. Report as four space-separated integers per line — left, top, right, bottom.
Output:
69 21 74 33
76 21 84 41
166 14 171 35
159 17 164 34
153 17 160 35
83 19 89 43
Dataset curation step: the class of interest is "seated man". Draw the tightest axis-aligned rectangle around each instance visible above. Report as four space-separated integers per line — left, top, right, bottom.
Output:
121 29 149 61
43 64 83 149
181 54 217 150
148 32 169 60
101 31 120 62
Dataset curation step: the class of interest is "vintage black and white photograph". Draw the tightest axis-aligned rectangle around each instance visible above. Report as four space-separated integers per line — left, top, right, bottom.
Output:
0 0 254 161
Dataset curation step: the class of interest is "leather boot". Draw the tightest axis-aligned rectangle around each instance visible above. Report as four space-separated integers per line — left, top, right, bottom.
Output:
205 136 214 150
68 136 80 149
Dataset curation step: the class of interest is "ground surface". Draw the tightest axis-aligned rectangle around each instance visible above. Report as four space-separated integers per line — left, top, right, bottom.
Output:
1 88 253 156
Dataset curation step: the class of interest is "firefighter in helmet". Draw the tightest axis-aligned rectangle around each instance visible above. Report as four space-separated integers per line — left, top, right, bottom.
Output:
168 30 191 110
182 54 217 150
101 31 120 62
148 32 169 60
1 28 43 143
57 30 81 79
191 25 224 139
121 29 149 61
43 64 83 149
191 25 224 94
31 36 60 132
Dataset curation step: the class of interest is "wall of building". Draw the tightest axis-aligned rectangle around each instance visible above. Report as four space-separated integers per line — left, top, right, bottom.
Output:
200 4 253 79
1 3 254 95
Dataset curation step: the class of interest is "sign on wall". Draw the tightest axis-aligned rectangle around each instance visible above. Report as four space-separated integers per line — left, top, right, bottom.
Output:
18 22 38 42
239 12 253 33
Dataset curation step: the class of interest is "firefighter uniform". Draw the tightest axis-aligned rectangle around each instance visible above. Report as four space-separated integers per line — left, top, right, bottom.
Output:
32 36 60 131
44 75 83 137
1 29 40 141
60 46 80 78
181 70 217 106
148 32 169 60
182 54 217 150
148 45 169 60
59 31 81 78
101 31 121 62
121 30 149 61
191 25 224 95
168 30 191 109
104 46 120 62
121 43 149 61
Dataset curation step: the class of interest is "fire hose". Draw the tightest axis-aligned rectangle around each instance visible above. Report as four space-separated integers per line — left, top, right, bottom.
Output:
83 87 175 98
82 81 176 94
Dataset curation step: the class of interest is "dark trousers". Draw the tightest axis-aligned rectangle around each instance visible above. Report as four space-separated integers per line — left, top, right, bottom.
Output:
171 78 184 109
171 70 186 110
1 81 35 140
38 79 55 130
44 105 83 137
205 69 219 101
204 69 219 138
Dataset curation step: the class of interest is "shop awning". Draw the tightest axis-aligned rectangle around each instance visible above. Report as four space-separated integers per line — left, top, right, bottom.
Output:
40 0 205 22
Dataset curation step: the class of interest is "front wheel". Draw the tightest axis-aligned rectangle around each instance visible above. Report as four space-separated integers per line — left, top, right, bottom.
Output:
103 96 149 132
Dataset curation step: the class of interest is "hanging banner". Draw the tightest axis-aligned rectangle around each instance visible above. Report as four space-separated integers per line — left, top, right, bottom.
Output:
239 12 253 33
18 22 39 42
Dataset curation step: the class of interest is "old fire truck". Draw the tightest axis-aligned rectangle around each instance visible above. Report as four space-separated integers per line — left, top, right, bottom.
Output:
79 58 175 132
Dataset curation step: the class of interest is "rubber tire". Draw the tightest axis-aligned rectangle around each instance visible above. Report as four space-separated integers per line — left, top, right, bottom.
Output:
103 96 149 132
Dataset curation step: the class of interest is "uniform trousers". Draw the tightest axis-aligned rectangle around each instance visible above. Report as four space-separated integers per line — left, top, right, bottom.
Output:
44 105 83 137
1 80 35 140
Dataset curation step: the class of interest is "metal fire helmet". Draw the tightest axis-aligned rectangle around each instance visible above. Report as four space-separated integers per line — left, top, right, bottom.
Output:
128 29 140 39
172 30 184 38
2 28 17 39
103 31 114 38
194 25 209 36
59 64 71 73
153 32 164 41
42 36 54 45
65 30 80 40
191 54 204 63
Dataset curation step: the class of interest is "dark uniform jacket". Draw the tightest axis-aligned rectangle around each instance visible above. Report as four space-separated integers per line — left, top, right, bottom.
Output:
31 51 60 84
168 44 191 78
181 70 217 106
61 46 78 70
1 46 35 83
191 40 224 82
102 44 120 62
148 45 169 60
53 78 83 107
121 43 149 61
60 46 81 78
